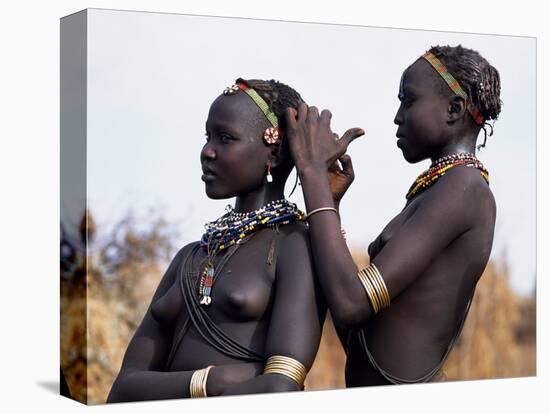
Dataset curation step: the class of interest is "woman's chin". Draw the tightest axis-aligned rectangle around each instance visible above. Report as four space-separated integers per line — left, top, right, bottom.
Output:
205 189 224 199
204 185 231 200
400 148 424 164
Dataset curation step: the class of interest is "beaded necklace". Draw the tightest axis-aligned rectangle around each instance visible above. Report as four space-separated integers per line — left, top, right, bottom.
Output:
406 153 489 201
197 199 305 306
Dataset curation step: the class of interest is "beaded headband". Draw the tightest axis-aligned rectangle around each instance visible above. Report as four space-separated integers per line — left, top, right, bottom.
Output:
223 82 280 144
422 51 485 126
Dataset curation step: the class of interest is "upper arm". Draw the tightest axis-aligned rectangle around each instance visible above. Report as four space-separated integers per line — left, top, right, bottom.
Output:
373 167 485 298
115 244 192 374
265 226 327 371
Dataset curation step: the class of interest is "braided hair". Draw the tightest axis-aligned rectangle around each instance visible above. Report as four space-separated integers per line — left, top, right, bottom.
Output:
428 45 502 122
235 78 305 176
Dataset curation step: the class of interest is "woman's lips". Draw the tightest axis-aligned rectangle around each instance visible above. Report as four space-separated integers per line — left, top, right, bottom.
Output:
201 172 216 182
201 167 217 182
396 133 406 147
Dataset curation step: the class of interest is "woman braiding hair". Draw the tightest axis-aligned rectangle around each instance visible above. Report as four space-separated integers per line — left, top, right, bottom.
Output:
285 44 501 386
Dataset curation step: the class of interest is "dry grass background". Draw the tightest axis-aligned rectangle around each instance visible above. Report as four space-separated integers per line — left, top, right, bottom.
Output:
60 211 536 404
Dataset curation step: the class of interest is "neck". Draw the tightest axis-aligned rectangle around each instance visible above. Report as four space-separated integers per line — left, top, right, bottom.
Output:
431 131 479 163
234 182 286 213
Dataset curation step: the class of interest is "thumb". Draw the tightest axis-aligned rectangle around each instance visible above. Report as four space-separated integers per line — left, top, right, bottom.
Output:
339 128 365 151
339 154 354 178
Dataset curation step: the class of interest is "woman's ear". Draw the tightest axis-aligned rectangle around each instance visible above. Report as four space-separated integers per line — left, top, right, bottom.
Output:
267 143 283 169
447 95 467 123
264 126 285 169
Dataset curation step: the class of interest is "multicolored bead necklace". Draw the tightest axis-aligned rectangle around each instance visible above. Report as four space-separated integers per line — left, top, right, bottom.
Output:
406 153 489 201
197 199 305 306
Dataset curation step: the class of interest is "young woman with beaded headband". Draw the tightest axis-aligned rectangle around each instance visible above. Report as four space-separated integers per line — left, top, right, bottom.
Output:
285 44 501 385
107 78 326 402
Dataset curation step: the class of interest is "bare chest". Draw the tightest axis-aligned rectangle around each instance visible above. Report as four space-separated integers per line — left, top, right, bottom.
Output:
151 234 278 328
368 197 421 260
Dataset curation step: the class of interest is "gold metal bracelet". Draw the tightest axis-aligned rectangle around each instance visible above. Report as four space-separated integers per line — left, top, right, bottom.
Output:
367 263 391 307
305 207 337 220
357 268 381 313
189 365 213 398
363 266 385 310
263 355 307 387
357 263 391 313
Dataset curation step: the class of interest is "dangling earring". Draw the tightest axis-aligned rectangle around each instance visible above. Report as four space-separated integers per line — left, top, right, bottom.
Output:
266 163 273 183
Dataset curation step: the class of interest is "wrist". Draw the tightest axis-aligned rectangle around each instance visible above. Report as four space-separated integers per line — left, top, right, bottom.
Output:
205 366 221 397
297 164 326 181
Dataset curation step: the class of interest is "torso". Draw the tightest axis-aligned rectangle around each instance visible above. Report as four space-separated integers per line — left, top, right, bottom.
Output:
343 168 496 386
150 224 302 371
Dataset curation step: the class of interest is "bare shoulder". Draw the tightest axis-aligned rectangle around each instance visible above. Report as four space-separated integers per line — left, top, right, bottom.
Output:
430 165 496 218
277 221 310 248
161 241 200 284
275 222 313 271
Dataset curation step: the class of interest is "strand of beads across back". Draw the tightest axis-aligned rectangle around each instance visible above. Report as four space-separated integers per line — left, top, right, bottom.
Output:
197 199 305 306
406 153 489 201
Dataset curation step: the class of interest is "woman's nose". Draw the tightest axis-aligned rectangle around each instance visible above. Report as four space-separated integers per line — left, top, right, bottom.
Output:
201 142 216 161
394 104 404 126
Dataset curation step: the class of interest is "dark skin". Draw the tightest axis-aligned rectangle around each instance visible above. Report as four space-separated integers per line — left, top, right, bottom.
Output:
285 58 496 386
107 92 326 403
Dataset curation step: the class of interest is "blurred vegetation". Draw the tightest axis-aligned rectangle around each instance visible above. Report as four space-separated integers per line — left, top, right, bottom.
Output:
60 210 536 404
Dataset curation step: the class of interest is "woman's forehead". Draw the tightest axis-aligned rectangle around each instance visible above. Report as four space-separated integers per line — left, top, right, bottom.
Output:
206 93 266 130
401 59 439 89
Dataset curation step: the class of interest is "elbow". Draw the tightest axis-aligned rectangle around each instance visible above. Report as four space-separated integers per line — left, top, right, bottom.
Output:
106 386 122 404
106 379 124 404
264 374 301 393
106 372 133 404
330 299 371 330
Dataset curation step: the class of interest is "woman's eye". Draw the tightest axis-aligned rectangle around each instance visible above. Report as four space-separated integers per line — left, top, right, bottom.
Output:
220 134 233 142
403 98 414 109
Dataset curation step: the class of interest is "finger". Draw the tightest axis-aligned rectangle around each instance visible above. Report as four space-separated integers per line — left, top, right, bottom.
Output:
339 127 365 151
298 102 308 121
328 159 342 172
320 109 332 127
285 107 298 131
332 132 339 140
307 105 319 122
339 154 355 179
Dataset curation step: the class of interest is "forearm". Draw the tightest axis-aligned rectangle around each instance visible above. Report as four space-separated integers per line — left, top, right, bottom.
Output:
220 373 300 396
300 168 373 327
107 369 194 403
107 362 262 403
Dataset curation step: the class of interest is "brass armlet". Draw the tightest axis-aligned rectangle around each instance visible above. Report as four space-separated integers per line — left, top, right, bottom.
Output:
357 263 391 313
189 365 214 398
263 355 307 387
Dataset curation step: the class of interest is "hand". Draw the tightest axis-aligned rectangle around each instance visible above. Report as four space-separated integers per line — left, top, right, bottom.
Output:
285 103 364 175
328 153 355 204
206 362 263 396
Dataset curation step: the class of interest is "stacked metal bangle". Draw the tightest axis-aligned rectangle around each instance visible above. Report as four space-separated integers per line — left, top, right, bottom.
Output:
263 355 307 387
189 365 213 398
357 263 391 313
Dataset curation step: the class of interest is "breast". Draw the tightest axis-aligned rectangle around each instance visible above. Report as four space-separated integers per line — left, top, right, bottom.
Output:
211 267 275 322
150 280 183 325
368 199 420 260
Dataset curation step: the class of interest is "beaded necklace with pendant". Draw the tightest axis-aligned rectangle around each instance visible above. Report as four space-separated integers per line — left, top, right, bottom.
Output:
197 199 305 306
